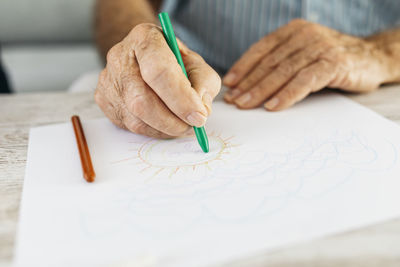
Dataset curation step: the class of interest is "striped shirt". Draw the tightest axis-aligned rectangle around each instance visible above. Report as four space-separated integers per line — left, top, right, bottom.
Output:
161 0 400 72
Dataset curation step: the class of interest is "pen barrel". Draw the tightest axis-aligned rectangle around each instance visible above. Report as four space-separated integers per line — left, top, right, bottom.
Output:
194 127 209 153
158 12 188 77
158 12 209 153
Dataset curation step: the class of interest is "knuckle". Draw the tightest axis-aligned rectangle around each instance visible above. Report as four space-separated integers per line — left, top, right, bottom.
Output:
133 23 151 32
318 40 334 50
103 103 126 130
177 38 189 52
248 42 266 58
275 63 294 77
187 67 202 82
163 122 187 136
335 54 350 68
187 49 203 61
296 24 320 40
135 25 163 51
239 68 265 89
320 47 343 69
128 94 148 118
289 18 307 26
268 47 290 66
296 68 315 84
209 74 222 97
208 67 222 87
314 41 336 57
260 57 275 70
251 86 270 103
213 70 222 85
304 23 320 33
144 26 162 42
248 88 260 100
268 79 281 90
229 64 242 76
258 54 270 66
113 103 125 122
283 88 297 101
141 63 172 86
128 119 148 135
136 38 152 54
321 47 339 61
106 43 122 64
132 23 156 39
335 53 348 67
318 59 332 69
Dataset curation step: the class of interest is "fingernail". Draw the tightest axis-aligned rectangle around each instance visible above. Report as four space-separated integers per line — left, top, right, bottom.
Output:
223 73 236 85
187 111 207 127
202 93 213 115
265 97 279 110
234 92 252 107
224 89 241 102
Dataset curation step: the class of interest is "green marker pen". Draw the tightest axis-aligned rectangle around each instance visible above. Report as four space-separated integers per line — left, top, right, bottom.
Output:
158 12 209 153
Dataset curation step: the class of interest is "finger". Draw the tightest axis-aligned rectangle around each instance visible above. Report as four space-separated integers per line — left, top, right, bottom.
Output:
94 88 125 129
223 19 309 87
95 70 176 139
122 110 175 139
131 24 208 127
265 59 335 111
232 41 330 109
103 41 193 137
230 25 322 96
95 69 127 129
179 40 221 115
122 60 192 137
95 86 174 139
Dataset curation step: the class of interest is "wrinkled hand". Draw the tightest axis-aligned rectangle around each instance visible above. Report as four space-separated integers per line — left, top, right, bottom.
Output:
223 19 392 111
95 23 221 138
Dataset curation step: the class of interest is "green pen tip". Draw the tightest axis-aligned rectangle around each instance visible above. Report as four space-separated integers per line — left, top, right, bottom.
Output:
194 127 209 153
200 138 209 153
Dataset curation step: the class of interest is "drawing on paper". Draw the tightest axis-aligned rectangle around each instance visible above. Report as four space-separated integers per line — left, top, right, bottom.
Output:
112 132 240 178
80 130 398 238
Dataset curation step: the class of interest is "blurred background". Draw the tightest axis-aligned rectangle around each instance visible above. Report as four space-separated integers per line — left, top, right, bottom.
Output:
0 0 102 93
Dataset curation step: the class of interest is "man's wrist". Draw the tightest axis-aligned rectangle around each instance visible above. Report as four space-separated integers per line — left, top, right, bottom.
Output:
96 0 159 59
365 34 400 84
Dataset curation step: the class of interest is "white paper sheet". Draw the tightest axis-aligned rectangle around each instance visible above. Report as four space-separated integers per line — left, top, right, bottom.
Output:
15 93 400 267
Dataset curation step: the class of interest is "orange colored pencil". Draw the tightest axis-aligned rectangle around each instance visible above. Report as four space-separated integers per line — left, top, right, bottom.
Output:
71 115 95 182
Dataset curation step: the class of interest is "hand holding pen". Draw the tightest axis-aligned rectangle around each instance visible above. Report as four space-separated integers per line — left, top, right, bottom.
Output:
94 18 221 143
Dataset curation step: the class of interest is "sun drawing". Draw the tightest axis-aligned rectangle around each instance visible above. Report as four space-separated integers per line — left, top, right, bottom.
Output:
113 131 239 178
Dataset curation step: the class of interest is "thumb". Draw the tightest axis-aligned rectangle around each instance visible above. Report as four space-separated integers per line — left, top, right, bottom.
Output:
179 40 221 115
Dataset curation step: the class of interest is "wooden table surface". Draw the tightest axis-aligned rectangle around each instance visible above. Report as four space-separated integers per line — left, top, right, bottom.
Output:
1 86 400 267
